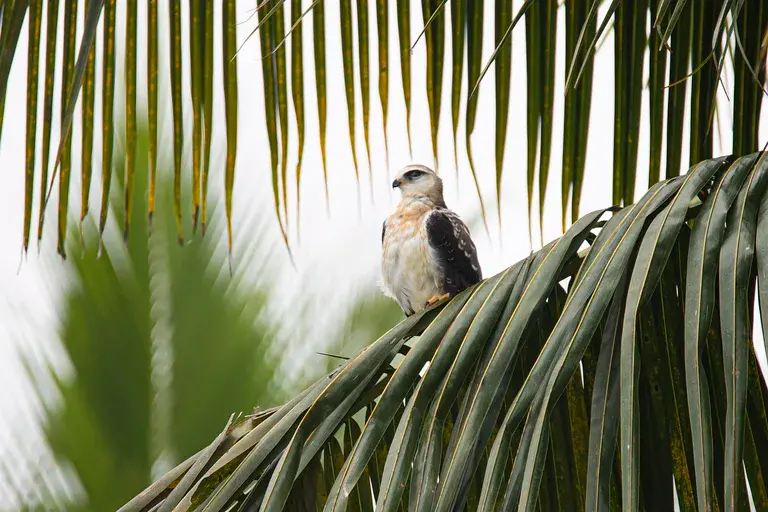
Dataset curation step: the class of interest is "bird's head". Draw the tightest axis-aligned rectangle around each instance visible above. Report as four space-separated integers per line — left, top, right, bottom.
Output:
391 164 445 205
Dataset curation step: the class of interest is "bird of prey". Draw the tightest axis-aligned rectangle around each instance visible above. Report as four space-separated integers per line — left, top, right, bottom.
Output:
381 164 482 316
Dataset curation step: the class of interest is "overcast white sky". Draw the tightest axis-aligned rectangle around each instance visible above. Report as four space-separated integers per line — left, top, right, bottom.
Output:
0 0 767 506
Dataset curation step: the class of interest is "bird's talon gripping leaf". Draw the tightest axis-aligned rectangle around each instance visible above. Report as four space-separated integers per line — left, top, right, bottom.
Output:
425 293 452 308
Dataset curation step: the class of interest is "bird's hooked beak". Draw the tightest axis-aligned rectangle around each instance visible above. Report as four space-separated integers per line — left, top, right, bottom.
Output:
392 178 402 189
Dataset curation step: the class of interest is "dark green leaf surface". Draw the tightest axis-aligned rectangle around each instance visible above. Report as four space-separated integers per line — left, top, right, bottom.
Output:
258 315 433 512
201 1 213 235
522 0 557 240
396 0 412 153
272 2 290 230
717 154 768 511
22 0 42 252
465 0 488 233
343 419 374 512
421 0 445 167
325 294 473 511
745 350 768 508
376 0 389 164
357 0 371 182
189 0 203 231
156 416 235 512
117 153 768 511
259 2 291 253
688 0 719 167
525 1 540 236
517 179 683 512
685 154 757 512
124 0 137 241
386 269 515 510
147 0 158 223
46 0 104 247
449 0 464 169
704 301 753 511
437 209 609 512
291 0 305 229
731 0 767 158
665 0 691 178
340 0 359 180
618 158 726 511
563 0 596 229
585 279 626 512
648 0 667 188
539 0 557 236
80 0 96 224
565 0 620 90
613 0 647 206
56 0 78 257
169 0 183 244
313 1 329 207
471 0 535 97
495 0 512 225
650 246 698 511
223 0 238 252
38 0 60 243
1 0 767 257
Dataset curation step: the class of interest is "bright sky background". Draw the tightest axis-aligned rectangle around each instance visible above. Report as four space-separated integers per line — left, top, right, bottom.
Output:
0 0 767 506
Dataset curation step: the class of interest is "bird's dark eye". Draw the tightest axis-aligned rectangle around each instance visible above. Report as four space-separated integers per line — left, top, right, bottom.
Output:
404 170 424 180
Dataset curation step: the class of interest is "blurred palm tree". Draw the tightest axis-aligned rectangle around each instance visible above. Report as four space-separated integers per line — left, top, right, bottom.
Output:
27 132 282 510
6 131 401 510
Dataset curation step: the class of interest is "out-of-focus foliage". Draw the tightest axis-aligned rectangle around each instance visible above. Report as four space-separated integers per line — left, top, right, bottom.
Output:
7 128 404 511
7 1 767 255
321 288 404 372
22 133 283 510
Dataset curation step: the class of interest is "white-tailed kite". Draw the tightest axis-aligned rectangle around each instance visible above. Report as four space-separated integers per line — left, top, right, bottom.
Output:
381 164 482 316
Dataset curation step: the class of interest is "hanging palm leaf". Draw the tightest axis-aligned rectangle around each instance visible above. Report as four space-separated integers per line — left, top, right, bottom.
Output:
118 152 768 511
2 0 765 254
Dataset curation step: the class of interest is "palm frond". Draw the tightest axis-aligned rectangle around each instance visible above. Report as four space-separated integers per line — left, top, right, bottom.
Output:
118 152 768 511
2 0 764 254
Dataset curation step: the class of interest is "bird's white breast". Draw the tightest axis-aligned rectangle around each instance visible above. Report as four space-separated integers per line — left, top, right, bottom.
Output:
381 200 442 314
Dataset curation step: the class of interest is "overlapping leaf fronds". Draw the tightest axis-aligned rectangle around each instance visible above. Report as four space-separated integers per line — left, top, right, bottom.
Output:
3 1 768 252
120 153 768 511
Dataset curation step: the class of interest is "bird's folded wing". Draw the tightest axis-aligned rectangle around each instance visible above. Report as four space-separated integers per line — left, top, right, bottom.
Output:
425 209 482 296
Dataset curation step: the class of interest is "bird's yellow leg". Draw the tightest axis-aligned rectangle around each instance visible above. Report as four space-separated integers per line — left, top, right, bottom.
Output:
425 293 451 308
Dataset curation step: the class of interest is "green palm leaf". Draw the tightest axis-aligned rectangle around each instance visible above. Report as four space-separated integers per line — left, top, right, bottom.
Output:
124 0 137 241
189 0 203 232
22 0 41 252
169 0 183 244
99 0 116 240
118 153 768 511
0 1 765 251
147 0 158 223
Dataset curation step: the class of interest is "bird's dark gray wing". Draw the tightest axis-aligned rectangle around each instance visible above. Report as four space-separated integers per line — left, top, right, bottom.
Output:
425 208 482 296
